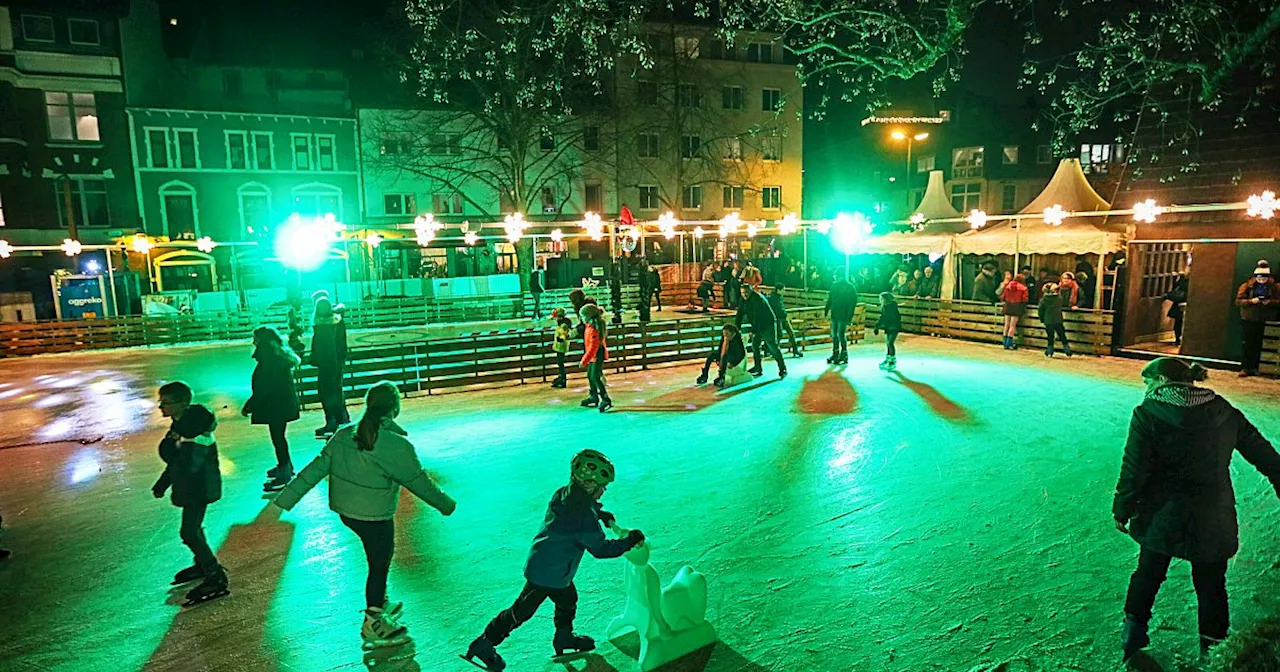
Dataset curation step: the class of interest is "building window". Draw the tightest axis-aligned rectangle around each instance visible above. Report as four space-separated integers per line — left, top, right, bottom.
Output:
428 133 460 155
1037 145 1052 164
722 86 744 110
54 178 110 228
761 88 782 112
950 182 982 212
252 132 274 170
637 133 660 159
174 129 199 168
585 184 603 213
45 92 99 142
723 137 742 160
680 135 701 159
539 132 554 152
159 182 198 239
761 135 780 161
746 43 774 63
638 185 659 210
292 134 313 170
1000 184 1017 212
226 131 249 170
380 131 412 155
383 193 415 216
583 127 599 152
762 186 781 210
1139 243 1190 299
292 183 342 219
315 134 336 171
675 36 700 59
238 184 271 240
637 80 658 106
432 193 463 214
67 18 101 46
1080 143 1124 174
917 155 935 173
146 128 170 168
541 186 558 213
223 70 243 97
952 146 984 178
1002 145 1019 165
678 84 702 108
681 185 703 210
21 15 55 43
723 186 744 209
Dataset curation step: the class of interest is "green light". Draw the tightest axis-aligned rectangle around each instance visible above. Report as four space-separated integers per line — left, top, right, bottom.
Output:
276 214 339 271
831 212 872 254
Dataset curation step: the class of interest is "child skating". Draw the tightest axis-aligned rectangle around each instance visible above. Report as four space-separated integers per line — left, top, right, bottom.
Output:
551 310 571 389
874 292 902 371
579 303 612 412
463 450 645 671
272 382 456 651
152 381 229 606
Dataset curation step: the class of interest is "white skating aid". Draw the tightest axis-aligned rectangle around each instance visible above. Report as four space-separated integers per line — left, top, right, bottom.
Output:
605 529 717 671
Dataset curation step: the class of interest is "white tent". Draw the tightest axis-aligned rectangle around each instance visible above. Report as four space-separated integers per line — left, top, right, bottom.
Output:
953 159 1126 256
861 171 966 297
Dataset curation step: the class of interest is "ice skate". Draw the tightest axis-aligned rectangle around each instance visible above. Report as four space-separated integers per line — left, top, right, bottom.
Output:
263 471 293 492
598 398 613 413
878 358 890 370
748 366 763 377
461 636 506 671
314 425 336 439
835 353 848 365
171 564 206 586
550 378 566 389
696 373 708 385
580 396 599 408
266 465 282 479
551 632 596 662
1120 615 1150 662
713 376 725 388
183 566 229 607
885 356 897 371
360 607 410 651
826 354 837 364
777 367 787 379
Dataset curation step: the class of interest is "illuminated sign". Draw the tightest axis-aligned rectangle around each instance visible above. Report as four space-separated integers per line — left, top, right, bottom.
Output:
861 110 951 126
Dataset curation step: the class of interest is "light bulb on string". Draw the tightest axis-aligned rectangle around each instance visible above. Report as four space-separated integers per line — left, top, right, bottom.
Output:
366 233 383 248
814 220 831 235
657 211 678 240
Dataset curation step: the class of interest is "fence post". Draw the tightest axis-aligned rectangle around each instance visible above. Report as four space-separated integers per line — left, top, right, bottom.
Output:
640 321 649 370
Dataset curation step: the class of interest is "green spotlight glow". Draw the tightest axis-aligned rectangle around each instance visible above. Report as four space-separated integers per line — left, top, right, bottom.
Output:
275 214 340 271
831 212 872 254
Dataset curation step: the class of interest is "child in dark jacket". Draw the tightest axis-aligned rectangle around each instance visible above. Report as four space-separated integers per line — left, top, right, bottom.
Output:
551 311 571 389
874 292 902 371
466 450 645 671
1038 283 1072 358
152 381 228 605
696 323 747 388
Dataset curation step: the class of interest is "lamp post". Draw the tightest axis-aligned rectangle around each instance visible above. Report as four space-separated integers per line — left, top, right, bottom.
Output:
892 130 929 212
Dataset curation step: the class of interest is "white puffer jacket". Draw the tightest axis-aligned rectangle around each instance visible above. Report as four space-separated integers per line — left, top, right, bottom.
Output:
274 418 455 521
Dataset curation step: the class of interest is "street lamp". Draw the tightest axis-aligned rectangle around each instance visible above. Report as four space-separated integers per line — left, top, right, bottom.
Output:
891 130 930 212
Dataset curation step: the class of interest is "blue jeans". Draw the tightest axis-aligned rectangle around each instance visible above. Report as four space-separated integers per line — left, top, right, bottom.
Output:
830 319 849 356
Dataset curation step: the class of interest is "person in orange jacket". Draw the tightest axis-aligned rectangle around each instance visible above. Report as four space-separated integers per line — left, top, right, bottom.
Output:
579 303 611 412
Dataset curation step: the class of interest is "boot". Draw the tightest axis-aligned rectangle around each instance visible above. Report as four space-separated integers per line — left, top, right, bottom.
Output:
696 370 709 385
553 632 596 657
1120 615 1150 662
826 352 838 364
580 396 599 408
598 397 613 413
713 375 725 388
465 636 506 671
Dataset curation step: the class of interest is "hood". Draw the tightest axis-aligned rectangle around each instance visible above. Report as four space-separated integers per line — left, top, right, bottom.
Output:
1142 383 1223 428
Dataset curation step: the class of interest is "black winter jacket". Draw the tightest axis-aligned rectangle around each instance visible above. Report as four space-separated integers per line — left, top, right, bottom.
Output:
875 303 902 332
310 310 348 369
1113 384 1280 563
247 349 301 425
154 404 222 508
825 280 859 322
735 291 777 333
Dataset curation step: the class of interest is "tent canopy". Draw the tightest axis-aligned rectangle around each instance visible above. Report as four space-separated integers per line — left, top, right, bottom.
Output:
862 170 966 255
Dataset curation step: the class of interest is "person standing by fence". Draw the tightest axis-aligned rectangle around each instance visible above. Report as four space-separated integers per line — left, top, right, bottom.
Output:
972 263 1000 304
767 282 803 357
636 258 654 323
551 312 571 389
824 272 859 365
697 264 716 312
579 303 612 412
245 327 302 491
1163 274 1188 346
1038 283 1072 358
1234 260 1280 377
531 262 547 320
311 292 350 438
1000 273 1029 350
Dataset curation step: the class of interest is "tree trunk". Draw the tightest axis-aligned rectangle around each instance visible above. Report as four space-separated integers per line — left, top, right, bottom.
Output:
516 238 534 291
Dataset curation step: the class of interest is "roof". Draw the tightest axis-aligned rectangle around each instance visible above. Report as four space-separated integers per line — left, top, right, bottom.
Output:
1019 159 1110 214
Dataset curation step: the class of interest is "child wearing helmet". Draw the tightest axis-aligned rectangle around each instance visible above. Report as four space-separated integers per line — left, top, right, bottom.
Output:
465 450 645 671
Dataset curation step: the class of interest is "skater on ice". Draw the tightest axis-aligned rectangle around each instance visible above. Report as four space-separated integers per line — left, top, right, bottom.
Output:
767 281 803 358
999 272 1029 350
579 303 612 412
824 271 858 365
695 323 746 388
311 291 350 438
551 310 571 389
735 280 787 379
1113 357 1280 662
243 326 302 492
272 381 457 650
151 381 229 606
874 292 901 371
464 450 645 671
1037 283 1072 358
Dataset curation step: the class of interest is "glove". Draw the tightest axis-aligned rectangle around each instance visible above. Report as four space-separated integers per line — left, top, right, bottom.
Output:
152 485 167 499
598 511 616 528
874 328 880 335
626 529 646 548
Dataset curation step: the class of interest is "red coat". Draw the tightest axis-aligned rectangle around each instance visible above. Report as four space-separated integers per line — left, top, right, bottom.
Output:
1000 281 1028 305
581 323 609 366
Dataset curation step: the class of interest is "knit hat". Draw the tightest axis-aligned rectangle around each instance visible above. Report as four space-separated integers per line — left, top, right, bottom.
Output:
1254 260 1272 276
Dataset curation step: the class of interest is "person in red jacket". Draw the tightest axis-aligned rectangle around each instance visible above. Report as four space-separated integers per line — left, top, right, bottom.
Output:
1000 273 1029 350
579 303 611 412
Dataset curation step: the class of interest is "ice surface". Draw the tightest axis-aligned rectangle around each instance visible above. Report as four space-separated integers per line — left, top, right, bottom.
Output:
0 336 1278 671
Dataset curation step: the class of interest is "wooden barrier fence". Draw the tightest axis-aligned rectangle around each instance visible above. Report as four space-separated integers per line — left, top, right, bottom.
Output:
296 305 866 405
1263 324 1280 377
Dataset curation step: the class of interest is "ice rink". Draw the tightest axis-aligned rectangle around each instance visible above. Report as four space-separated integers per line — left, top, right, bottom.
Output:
1 336 1278 671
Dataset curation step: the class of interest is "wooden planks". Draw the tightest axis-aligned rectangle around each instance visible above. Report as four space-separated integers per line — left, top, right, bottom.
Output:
1263 324 1280 376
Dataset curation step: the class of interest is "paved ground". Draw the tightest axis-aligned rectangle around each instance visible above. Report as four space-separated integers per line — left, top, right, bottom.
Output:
1 336 1278 672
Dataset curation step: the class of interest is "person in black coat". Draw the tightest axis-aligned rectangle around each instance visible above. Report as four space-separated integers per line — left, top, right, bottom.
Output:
244 326 302 490
767 282 802 357
696 323 747 387
873 292 902 370
531 263 547 320
1162 274 1188 346
735 283 786 378
311 292 350 437
824 273 859 364
153 381 228 599
636 258 654 323
1113 357 1280 662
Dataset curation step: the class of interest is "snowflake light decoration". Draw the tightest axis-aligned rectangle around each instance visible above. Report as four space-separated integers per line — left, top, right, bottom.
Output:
61 239 82 256
1247 191 1276 219
196 236 217 253
966 209 988 230
550 229 564 243
0 240 11 259
719 212 742 239
909 212 927 230
1043 205 1068 226
579 211 605 241
745 222 759 238
414 214 442 246
130 234 154 254
365 233 383 248
1131 199 1165 224
693 226 705 239
778 213 799 236
503 212 528 243
463 231 478 246
814 220 832 235
657 211 678 240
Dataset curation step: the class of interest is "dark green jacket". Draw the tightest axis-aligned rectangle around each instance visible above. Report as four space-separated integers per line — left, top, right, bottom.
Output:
1038 293 1064 325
